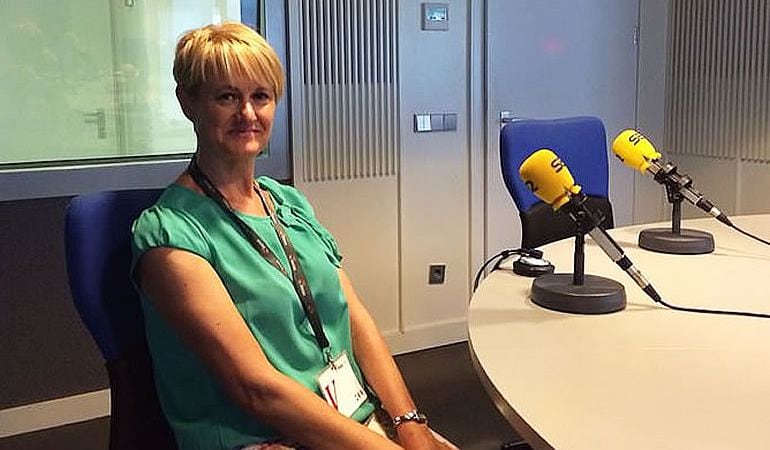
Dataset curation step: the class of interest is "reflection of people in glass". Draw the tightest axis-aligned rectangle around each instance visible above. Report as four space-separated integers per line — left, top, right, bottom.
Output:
131 22 458 450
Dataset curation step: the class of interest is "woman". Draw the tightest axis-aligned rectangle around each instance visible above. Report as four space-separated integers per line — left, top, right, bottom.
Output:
131 22 457 450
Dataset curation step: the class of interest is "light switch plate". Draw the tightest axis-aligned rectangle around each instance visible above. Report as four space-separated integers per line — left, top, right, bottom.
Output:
414 114 432 132
443 113 457 131
430 114 445 131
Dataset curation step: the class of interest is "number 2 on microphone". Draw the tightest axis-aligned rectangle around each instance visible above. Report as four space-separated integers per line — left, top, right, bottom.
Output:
525 180 538 193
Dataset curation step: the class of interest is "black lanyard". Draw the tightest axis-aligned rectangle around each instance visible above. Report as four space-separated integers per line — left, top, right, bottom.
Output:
187 158 332 362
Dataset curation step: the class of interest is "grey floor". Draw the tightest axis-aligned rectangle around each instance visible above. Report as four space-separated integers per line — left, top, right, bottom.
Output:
394 341 522 450
0 341 522 450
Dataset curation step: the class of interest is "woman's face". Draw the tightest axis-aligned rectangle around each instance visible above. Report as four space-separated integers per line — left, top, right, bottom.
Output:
181 75 276 159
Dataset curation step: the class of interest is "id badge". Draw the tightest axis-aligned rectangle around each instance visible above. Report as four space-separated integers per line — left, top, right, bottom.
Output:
316 351 367 417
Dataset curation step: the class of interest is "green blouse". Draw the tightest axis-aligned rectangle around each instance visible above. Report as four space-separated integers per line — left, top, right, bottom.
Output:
131 177 375 450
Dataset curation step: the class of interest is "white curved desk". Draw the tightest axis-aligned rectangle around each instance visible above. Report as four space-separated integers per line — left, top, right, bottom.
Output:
468 215 770 450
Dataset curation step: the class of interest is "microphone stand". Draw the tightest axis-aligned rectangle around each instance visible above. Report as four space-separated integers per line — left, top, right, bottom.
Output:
637 165 715 254
530 199 626 315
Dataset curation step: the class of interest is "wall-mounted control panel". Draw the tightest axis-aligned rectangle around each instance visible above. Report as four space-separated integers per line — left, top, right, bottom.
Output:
421 3 449 31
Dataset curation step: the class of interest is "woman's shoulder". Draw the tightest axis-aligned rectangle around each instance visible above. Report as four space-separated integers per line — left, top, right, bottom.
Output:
132 184 215 256
134 184 207 227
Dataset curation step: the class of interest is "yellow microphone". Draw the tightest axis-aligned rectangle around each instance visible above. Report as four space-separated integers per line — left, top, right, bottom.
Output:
611 129 731 226
612 129 662 174
519 149 582 210
518 148 662 303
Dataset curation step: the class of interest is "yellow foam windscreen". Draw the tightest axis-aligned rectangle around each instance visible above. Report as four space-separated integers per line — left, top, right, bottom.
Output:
612 129 662 174
519 148 582 210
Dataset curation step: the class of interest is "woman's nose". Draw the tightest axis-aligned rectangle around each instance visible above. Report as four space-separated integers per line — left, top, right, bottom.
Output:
240 100 257 119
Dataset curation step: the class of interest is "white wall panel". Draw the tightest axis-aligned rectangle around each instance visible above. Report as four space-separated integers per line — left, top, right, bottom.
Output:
397 0 470 346
298 178 400 336
289 0 472 352
288 0 402 340
738 161 770 214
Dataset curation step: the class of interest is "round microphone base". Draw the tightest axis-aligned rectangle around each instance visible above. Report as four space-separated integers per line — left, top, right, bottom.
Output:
530 273 626 314
638 228 714 255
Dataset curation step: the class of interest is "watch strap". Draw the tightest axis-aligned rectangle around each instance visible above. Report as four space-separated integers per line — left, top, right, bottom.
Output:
392 409 428 427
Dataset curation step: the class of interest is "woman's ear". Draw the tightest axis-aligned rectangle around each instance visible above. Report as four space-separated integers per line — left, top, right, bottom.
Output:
176 85 196 123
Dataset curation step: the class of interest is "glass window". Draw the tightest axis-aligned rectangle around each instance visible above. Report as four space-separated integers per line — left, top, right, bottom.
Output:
0 1 260 168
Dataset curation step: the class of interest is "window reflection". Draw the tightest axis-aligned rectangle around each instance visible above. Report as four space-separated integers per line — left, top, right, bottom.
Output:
0 1 252 167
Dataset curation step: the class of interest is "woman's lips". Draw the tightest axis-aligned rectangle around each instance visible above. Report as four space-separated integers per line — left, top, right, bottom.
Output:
231 128 261 135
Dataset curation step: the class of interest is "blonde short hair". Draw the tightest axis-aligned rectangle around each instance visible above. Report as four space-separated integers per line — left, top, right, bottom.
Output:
173 22 284 99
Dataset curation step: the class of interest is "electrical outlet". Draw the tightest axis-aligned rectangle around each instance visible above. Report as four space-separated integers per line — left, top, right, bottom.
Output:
428 264 446 285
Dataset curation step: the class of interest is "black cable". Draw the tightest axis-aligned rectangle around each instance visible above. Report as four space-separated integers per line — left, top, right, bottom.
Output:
653 297 770 319
492 254 510 272
727 222 770 246
638 217 768 317
473 250 513 293
473 248 543 292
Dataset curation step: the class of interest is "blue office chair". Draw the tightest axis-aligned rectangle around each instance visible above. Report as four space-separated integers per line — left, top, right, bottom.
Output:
500 116 614 248
65 188 177 450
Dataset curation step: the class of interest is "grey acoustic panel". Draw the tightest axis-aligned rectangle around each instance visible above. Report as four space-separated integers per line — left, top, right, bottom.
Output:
666 0 770 161
297 0 399 182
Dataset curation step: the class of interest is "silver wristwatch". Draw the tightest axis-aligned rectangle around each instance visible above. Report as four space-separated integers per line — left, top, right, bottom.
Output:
392 409 428 427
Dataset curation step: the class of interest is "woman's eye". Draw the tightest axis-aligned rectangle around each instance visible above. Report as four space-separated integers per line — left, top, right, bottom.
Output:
217 93 238 103
253 92 271 102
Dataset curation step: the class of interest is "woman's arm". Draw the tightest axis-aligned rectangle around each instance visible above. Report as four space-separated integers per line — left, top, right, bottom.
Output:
137 247 402 450
339 269 454 450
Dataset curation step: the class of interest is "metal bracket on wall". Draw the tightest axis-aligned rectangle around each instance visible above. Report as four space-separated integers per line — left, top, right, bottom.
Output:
499 111 526 129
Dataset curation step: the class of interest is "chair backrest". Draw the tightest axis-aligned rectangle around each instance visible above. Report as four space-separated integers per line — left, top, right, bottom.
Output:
500 116 614 248
65 188 177 450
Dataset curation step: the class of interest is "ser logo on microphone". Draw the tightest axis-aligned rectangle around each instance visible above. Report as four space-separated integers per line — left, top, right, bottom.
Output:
615 132 645 164
626 131 645 145
550 156 566 173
